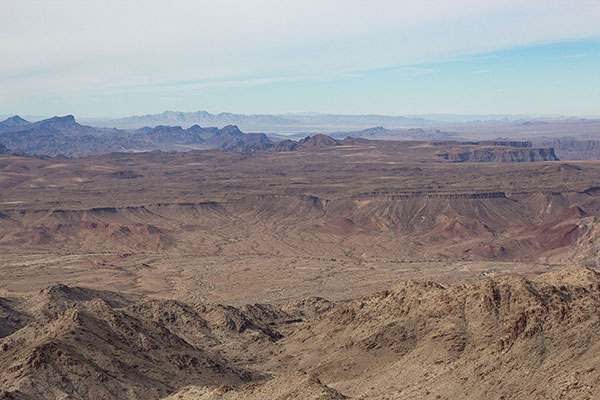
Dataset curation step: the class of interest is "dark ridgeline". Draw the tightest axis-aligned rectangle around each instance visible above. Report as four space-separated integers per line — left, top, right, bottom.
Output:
0 115 29 130
0 115 269 157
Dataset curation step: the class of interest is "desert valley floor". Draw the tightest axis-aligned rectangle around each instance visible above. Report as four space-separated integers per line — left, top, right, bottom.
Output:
2 139 600 399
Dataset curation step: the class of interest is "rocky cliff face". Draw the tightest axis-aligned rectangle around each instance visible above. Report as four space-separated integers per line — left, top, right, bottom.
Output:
227 135 560 163
532 138 600 160
438 147 559 162
476 140 532 148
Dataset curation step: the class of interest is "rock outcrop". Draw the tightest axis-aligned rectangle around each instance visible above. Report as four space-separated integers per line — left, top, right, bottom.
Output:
437 147 558 162
2 267 600 399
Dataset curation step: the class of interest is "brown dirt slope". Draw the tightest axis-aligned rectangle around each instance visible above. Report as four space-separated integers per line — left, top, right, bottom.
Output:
2 190 598 264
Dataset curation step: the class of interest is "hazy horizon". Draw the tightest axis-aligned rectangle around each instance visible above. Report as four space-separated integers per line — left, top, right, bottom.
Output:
2 110 600 125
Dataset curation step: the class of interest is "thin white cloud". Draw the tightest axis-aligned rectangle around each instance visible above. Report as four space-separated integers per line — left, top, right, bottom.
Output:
1 0 599 112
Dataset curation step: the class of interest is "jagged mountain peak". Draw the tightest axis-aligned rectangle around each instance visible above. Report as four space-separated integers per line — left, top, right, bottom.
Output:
297 134 340 148
218 125 244 136
3 115 29 125
0 115 30 131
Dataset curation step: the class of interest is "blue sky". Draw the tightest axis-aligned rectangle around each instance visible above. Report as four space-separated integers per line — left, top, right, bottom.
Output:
1 0 599 118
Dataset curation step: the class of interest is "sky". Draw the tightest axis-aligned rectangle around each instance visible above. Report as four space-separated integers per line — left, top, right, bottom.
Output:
1 0 599 118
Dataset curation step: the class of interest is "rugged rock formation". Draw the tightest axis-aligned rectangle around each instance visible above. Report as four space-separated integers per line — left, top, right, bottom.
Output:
437 147 558 162
532 137 600 160
0 286 259 400
226 134 344 153
2 267 600 399
0 116 269 157
296 134 341 149
474 140 532 147
264 266 600 399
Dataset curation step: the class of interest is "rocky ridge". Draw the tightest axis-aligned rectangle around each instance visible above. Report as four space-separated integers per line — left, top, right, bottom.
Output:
437 147 558 162
0 116 269 157
2 267 600 399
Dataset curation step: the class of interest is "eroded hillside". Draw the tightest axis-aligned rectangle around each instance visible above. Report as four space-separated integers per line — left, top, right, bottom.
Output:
1 141 600 303
1 266 600 399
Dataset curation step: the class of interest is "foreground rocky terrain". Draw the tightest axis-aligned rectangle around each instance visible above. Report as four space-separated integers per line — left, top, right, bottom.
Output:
1 266 600 399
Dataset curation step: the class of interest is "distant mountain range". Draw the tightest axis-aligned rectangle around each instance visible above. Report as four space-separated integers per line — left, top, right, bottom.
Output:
0 113 471 158
265 126 460 141
0 114 468 158
0 115 269 157
5 110 599 138
2 112 600 159
77 110 600 140
84 110 441 132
